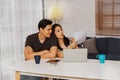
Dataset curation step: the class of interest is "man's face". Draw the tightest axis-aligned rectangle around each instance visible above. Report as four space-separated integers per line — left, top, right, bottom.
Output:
40 25 52 38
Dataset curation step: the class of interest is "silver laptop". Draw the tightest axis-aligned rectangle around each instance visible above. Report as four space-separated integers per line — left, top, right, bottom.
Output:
63 48 88 63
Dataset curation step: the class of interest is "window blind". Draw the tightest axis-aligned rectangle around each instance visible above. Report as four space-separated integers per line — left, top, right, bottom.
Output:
96 0 120 35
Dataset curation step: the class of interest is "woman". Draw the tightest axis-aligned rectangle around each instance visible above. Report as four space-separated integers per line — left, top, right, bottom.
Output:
52 24 78 58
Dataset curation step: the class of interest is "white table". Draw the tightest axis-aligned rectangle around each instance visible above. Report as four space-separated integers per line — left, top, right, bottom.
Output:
14 59 120 80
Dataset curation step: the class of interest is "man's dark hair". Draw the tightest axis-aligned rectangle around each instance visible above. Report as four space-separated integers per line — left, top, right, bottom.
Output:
38 19 52 30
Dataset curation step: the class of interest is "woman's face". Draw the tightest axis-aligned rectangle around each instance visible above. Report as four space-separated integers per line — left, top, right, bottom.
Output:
54 26 64 39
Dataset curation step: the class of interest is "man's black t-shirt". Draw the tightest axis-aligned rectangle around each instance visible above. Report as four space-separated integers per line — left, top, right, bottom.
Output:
25 32 57 52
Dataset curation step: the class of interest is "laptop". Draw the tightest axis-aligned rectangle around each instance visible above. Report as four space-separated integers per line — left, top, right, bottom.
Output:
63 48 88 63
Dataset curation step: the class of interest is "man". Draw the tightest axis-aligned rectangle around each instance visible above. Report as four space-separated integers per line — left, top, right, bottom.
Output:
22 19 57 80
24 19 57 60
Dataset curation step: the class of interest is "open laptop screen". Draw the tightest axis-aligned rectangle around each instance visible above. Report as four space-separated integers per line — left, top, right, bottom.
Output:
63 48 88 63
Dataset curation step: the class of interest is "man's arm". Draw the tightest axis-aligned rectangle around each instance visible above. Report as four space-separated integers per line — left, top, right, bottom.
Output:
41 46 57 59
57 51 63 58
24 46 49 60
24 46 57 60
41 35 58 59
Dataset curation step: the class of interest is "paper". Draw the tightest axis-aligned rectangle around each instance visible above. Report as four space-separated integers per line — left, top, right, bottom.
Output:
73 29 87 44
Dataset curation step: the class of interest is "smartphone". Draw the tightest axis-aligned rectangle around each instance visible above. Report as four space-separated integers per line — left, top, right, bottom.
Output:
46 59 60 64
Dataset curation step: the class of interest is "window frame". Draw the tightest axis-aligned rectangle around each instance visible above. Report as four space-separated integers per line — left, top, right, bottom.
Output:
96 0 120 36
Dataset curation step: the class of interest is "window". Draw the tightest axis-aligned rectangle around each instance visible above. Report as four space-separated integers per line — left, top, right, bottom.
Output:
96 0 120 36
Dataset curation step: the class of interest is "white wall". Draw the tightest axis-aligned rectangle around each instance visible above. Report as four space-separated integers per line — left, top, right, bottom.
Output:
45 0 96 37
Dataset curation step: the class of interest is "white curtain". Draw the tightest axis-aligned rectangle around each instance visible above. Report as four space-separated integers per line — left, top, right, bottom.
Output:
0 0 42 80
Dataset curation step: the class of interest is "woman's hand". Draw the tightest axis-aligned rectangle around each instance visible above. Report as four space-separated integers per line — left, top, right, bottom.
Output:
68 41 77 49
70 37 76 43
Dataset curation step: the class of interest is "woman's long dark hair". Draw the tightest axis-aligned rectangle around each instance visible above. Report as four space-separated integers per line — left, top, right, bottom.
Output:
52 24 70 50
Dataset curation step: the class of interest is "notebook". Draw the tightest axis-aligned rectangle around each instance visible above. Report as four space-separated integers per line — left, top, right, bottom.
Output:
63 48 88 63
